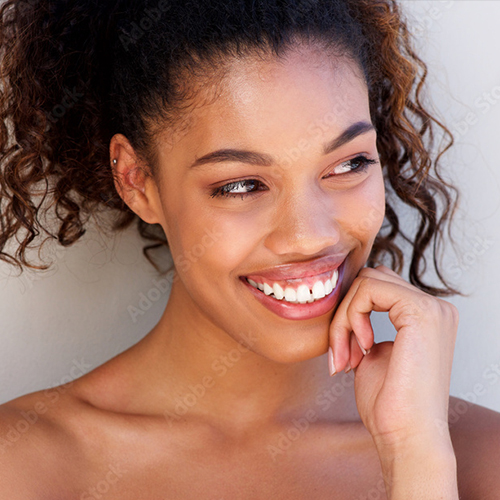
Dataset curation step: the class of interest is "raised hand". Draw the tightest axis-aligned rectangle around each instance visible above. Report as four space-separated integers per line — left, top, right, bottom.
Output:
329 265 460 498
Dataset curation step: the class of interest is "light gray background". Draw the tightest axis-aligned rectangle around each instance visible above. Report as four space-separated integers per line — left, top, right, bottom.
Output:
1 1 499 412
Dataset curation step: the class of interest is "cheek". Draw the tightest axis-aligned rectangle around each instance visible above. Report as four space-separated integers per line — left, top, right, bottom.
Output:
338 172 386 241
360 187 386 238
203 210 268 272
167 203 265 279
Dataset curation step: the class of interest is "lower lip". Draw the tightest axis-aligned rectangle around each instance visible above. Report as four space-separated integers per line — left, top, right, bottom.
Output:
241 261 346 321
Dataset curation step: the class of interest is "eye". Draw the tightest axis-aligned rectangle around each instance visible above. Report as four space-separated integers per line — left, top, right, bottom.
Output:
210 179 267 199
325 155 378 177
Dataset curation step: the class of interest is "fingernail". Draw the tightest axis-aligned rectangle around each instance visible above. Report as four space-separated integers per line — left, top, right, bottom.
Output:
328 346 337 376
355 335 367 356
345 360 352 374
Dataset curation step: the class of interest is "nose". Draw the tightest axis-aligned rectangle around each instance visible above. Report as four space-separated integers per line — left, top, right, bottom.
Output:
264 185 341 256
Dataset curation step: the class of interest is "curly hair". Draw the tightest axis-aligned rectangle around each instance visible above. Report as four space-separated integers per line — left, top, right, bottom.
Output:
0 0 460 296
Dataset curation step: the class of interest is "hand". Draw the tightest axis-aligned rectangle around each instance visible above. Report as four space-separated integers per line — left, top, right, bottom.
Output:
328 265 459 450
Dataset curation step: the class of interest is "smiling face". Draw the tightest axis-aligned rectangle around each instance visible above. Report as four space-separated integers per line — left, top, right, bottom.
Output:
125 44 386 363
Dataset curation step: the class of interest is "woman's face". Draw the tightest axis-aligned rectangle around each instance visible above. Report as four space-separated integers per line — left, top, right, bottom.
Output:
151 45 385 363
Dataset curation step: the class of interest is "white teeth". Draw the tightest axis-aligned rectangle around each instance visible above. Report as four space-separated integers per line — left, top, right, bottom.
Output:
312 280 326 300
331 269 338 289
247 267 340 304
284 287 297 302
273 283 284 300
296 285 311 304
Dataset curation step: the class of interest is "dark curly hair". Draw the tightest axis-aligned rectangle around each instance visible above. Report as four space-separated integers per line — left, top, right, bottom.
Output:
0 0 460 296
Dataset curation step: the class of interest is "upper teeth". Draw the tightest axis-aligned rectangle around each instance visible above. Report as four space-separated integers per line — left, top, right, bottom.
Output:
247 269 339 304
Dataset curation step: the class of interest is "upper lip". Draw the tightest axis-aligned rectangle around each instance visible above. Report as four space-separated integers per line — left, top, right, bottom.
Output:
243 254 348 282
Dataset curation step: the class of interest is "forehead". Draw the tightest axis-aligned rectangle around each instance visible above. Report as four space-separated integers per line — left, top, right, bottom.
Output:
160 46 370 161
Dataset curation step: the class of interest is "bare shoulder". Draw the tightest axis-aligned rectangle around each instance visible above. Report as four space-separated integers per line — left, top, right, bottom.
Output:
448 395 500 500
0 388 94 498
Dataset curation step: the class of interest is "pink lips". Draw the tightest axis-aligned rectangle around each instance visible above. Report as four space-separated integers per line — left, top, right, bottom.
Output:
243 253 347 282
241 257 347 321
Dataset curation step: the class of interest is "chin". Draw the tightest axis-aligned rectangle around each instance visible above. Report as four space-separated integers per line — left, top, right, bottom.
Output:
240 325 331 365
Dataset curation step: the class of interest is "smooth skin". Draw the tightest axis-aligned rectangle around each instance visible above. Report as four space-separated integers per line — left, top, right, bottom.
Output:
1 43 500 499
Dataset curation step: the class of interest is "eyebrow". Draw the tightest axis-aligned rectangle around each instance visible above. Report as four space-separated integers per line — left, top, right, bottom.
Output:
188 121 375 169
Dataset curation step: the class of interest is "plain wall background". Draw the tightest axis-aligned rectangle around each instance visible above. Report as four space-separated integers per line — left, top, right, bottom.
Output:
1 1 499 412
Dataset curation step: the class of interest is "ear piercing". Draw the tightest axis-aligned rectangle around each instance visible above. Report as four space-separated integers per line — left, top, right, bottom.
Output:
112 159 117 164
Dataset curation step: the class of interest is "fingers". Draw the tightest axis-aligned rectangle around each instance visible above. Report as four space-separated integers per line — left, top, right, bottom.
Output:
329 266 424 374
349 332 365 372
358 265 414 290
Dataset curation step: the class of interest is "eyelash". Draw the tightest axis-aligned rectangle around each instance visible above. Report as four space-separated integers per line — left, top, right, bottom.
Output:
210 155 378 199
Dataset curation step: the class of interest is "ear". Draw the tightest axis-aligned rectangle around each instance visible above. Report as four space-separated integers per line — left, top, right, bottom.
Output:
109 134 163 225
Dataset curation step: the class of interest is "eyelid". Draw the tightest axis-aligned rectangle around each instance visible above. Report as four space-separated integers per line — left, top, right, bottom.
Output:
208 174 266 188
331 152 377 166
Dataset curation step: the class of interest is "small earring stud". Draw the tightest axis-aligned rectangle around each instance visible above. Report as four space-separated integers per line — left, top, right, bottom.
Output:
112 159 117 165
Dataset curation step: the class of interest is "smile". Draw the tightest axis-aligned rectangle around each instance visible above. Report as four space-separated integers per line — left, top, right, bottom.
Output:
246 268 339 304
241 259 346 321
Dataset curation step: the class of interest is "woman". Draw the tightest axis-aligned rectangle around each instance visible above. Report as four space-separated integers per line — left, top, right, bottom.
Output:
0 0 499 498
